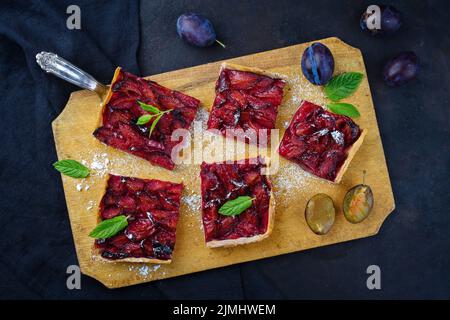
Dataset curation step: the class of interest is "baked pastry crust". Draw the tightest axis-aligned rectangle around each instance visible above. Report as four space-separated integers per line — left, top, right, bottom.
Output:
99 66 121 109
93 254 172 264
333 129 366 184
220 62 286 80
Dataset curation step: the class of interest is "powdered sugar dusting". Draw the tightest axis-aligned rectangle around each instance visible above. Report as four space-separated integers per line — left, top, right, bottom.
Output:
182 193 202 213
86 200 95 211
108 153 146 177
331 130 344 145
273 163 312 198
276 72 326 131
194 107 210 130
176 163 203 229
127 264 164 279
75 179 90 192
90 153 110 177
287 73 326 107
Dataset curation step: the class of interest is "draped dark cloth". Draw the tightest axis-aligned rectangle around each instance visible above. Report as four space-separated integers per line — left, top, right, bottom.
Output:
0 0 140 297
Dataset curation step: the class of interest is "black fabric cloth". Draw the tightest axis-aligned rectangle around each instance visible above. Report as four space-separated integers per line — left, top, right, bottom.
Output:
0 0 140 297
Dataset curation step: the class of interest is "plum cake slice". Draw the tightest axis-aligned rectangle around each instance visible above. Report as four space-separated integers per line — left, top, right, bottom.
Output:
93 174 183 263
278 100 366 183
207 62 286 143
200 158 275 247
94 67 200 170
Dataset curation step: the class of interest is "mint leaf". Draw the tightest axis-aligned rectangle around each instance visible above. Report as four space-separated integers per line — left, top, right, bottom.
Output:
137 101 160 114
327 103 361 118
89 215 128 239
147 109 172 137
148 113 163 137
136 101 172 137
218 196 255 216
136 114 153 125
53 159 89 178
324 72 363 101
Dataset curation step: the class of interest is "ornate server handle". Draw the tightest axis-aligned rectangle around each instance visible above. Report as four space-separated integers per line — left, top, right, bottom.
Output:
36 52 108 98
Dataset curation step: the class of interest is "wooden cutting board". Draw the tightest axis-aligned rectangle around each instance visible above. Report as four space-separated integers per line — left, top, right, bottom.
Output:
52 37 395 288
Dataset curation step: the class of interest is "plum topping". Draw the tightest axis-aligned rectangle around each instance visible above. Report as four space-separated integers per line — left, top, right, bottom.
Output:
95 174 183 260
278 101 361 181
94 69 200 170
200 158 271 242
207 67 285 144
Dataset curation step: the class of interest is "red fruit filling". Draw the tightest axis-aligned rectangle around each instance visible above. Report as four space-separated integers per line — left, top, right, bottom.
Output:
207 66 285 143
95 174 183 261
94 68 200 170
278 101 361 181
200 159 271 242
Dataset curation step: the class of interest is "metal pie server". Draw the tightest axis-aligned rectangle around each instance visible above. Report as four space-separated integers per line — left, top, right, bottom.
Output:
36 52 108 99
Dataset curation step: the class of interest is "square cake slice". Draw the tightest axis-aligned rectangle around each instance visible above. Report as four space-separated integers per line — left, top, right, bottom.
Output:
207 63 286 144
94 67 200 170
278 100 366 183
93 174 183 263
200 158 275 247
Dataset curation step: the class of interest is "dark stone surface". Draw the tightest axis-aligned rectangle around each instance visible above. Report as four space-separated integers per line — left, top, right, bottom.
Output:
0 0 448 299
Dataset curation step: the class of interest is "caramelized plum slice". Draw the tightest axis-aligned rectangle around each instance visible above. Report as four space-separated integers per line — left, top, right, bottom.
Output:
207 65 285 144
200 158 272 244
94 68 200 170
278 101 362 182
95 174 183 261
125 219 156 241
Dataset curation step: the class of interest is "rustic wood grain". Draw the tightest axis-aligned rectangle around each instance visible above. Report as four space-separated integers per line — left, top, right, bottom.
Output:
52 37 395 288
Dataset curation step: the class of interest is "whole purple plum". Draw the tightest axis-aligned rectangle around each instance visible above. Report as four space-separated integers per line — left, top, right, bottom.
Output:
176 13 225 48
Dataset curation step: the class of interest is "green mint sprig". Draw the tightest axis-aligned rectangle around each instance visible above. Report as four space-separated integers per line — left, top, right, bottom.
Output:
327 103 360 118
89 215 128 239
53 159 90 178
324 72 363 101
136 101 173 137
218 196 255 216
324 72 363 118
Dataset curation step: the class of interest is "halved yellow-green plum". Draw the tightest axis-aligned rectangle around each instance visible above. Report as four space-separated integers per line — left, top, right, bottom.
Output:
343 184 374 223
305 193 335 235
